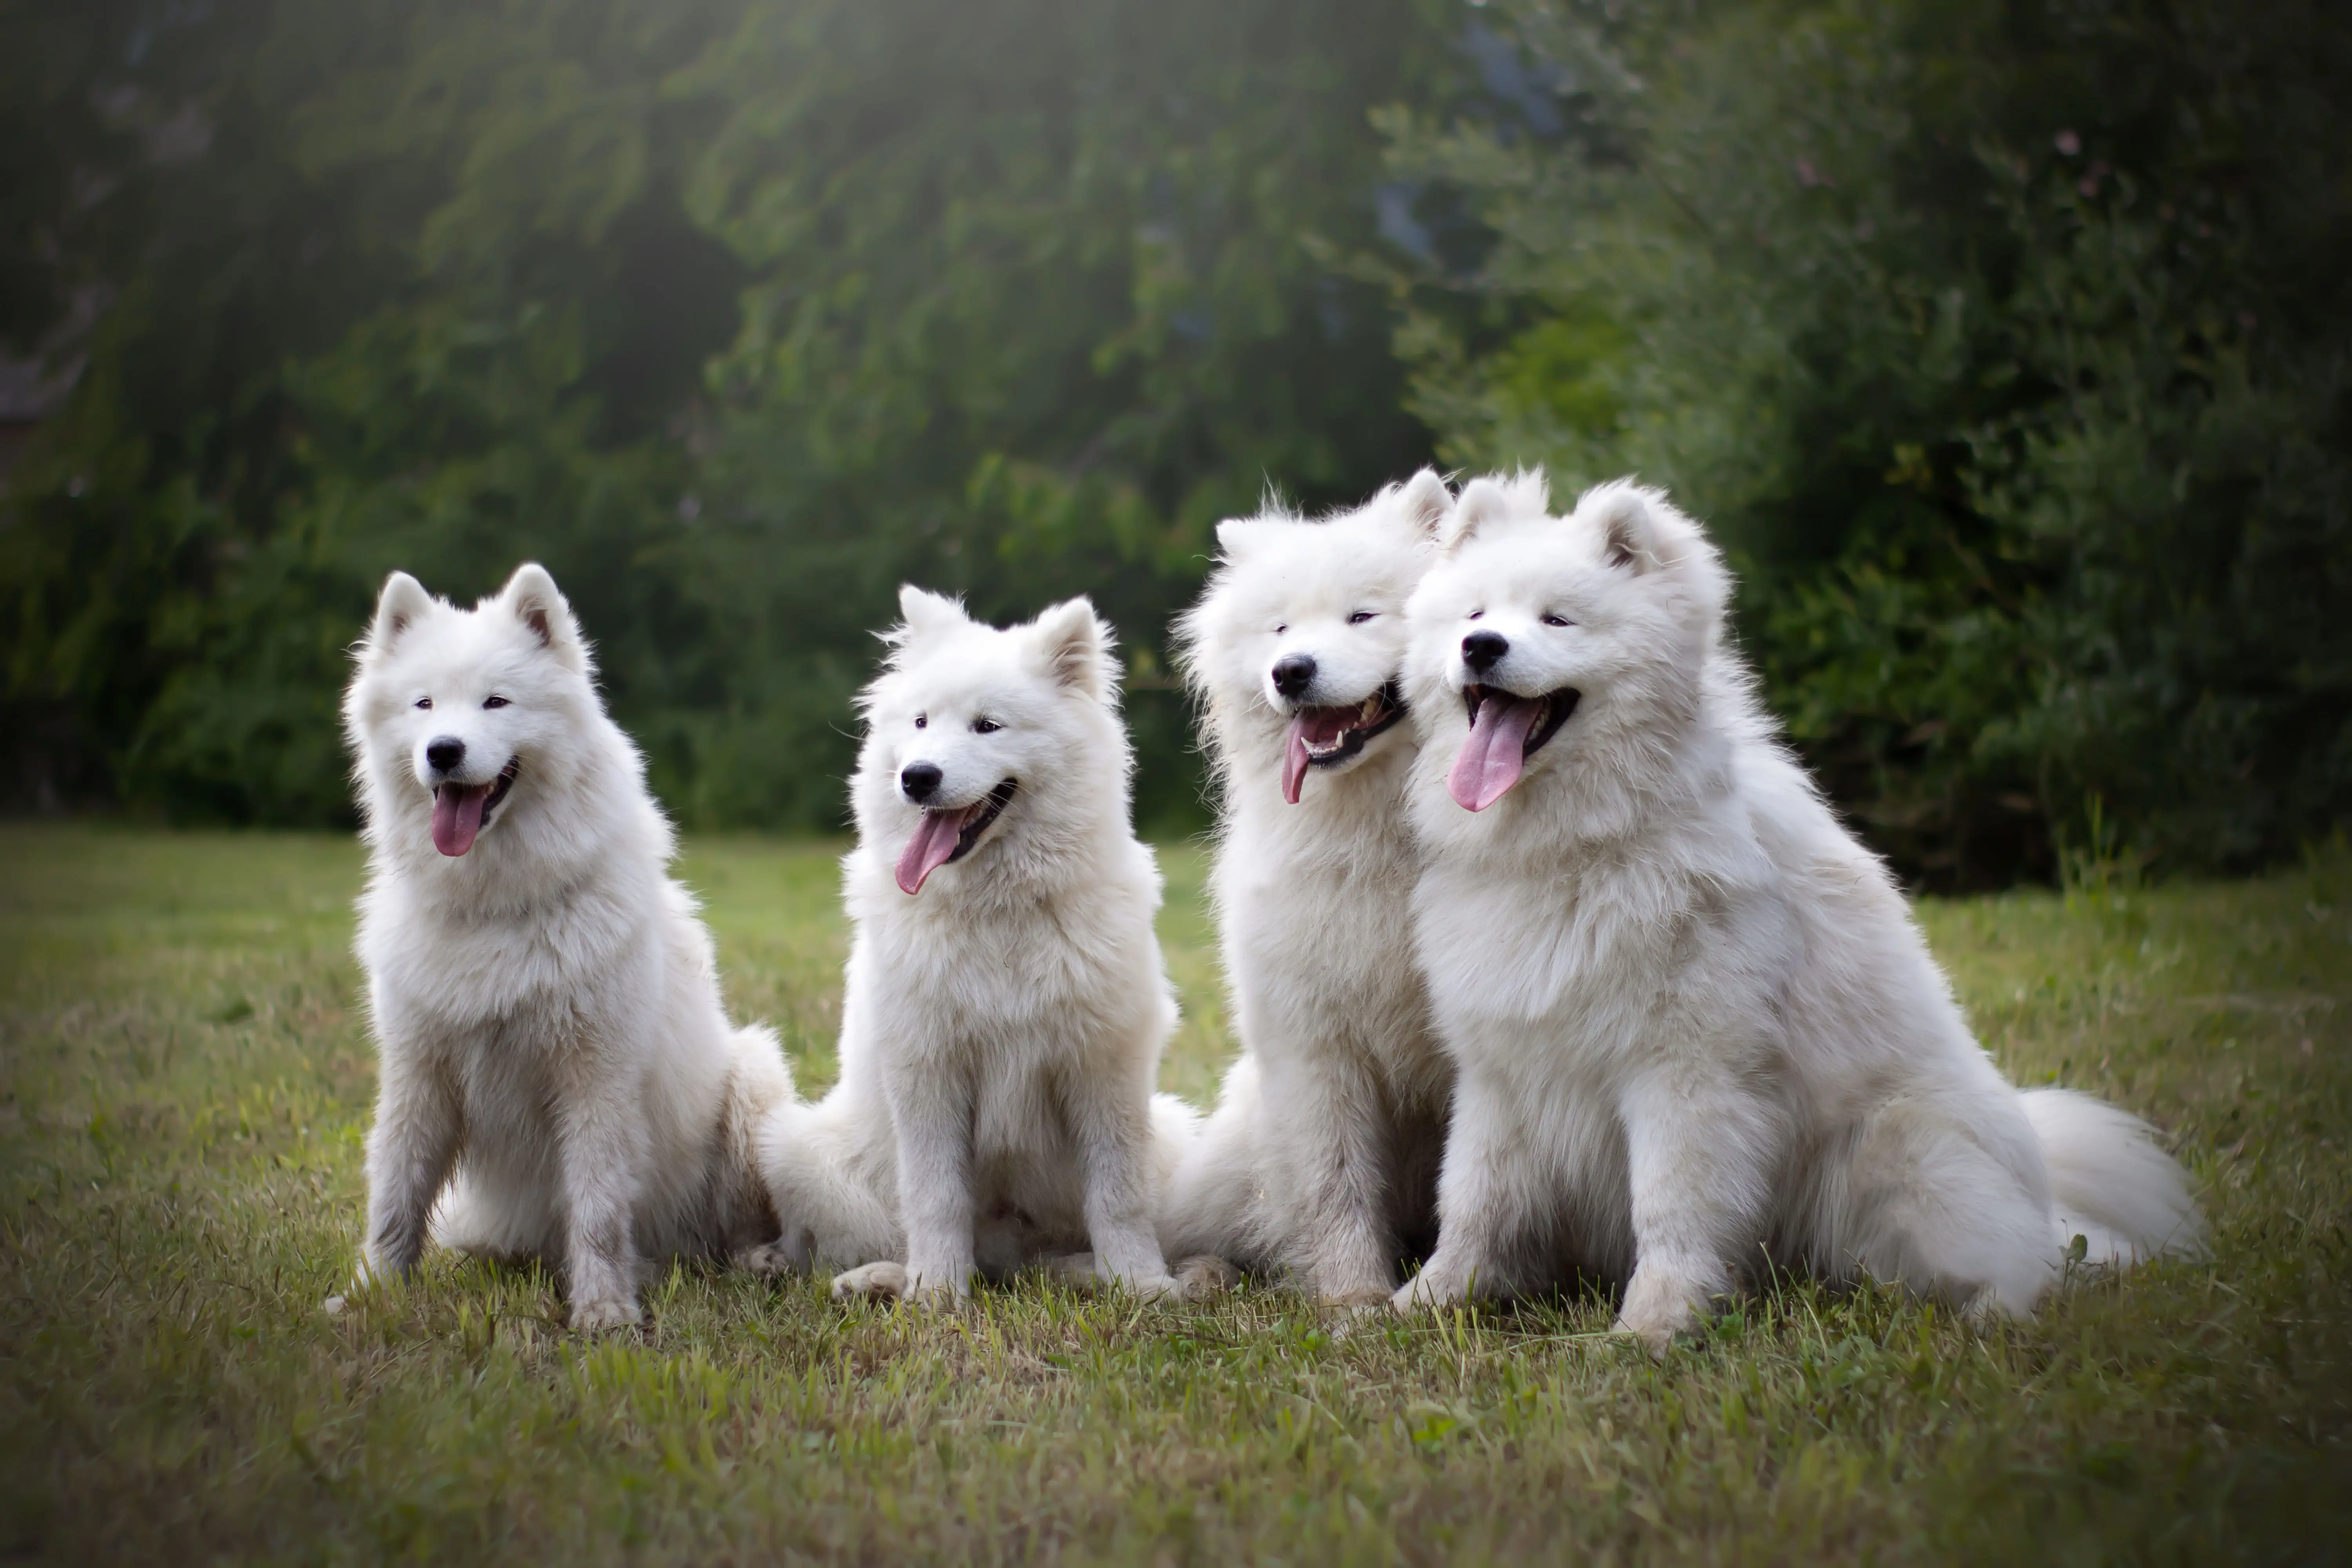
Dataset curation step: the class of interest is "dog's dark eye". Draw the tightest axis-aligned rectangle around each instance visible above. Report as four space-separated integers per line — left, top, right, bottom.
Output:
414 697 433 710
483 695 510 709
1467 610 1485 622
1348 611 1376 625
971 718 1002 735
913 713 927 730
1274 624 1287 635
1541 614 1573 628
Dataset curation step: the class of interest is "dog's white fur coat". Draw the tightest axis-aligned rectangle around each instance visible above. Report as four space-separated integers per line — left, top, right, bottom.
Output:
753 589 1191 1300
1395 474 2201 1343
343 565 793 1331
1159 472 1457 1303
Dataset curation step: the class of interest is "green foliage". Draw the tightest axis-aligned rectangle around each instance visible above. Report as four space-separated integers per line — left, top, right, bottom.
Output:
1385 0 2352 884
0 0 1440 834
4 0 2344 875
4 824 2350 1560
669 0 1442 829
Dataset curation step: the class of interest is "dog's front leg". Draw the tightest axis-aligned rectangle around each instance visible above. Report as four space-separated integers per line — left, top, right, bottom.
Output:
886 1063 976 1303
555 1073 651 1333
1264 1051 1401 1307
1392 1071 1525 1313
1062 1065 1180 1299
1613 1061 1778 1354
356 1040 463 1290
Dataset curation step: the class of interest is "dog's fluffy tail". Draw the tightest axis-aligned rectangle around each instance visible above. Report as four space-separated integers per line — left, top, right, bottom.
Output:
727 1024 797 1129
1156 1055 1267 1268
717 1024 797 1250
1149 1091 1203 1196
755 1087 902 1272
2020 1087 2205 1265
428 1172 531 1260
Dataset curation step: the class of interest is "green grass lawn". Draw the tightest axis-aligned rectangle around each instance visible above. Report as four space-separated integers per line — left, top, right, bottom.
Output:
1 824 2347 1564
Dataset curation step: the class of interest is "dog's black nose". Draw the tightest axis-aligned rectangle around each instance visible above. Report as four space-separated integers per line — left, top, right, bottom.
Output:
1271 654 1318 699
1461 631 1510 674
900 763 942 802
425 736 466 773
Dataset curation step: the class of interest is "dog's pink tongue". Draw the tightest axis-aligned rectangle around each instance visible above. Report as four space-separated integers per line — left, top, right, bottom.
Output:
1282 723 1312 805
432 784 490 857
1448 694 1541 811
896 805 976 895
1281 708 1360 805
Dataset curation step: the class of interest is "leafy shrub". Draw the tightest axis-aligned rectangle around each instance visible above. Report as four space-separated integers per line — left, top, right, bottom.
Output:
1382 0 2351 884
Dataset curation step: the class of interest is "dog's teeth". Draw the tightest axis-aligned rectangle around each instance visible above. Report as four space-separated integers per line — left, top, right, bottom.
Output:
1360 696 1379 722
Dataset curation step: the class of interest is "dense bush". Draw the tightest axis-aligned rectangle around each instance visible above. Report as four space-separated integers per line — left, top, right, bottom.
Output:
3 0 2345 879
1381 0 2352 884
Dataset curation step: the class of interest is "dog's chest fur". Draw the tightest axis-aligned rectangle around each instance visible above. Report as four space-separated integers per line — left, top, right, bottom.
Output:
1415 835 1788 1076
866 869 1157 1058
1219 758 1441 1094
376 875 647 1004
367 864 666 1122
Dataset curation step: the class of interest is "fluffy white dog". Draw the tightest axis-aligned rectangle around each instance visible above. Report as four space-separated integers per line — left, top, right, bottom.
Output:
753 588 1205 1302
341 564 794 1331
1394 473 2201 1345
1159 471 1457 1305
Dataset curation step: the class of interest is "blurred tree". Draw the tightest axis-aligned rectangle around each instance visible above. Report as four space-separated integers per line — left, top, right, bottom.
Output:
1381 0 2352 884
0 0 397 814
671 0 1442 829
9 0 2342 878
0 0 1443 833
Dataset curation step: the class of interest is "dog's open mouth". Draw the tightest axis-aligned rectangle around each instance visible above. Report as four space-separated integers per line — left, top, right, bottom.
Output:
432 757 520 858
1281 682 1408 804
1448 685 1579 812
896 778 1019 895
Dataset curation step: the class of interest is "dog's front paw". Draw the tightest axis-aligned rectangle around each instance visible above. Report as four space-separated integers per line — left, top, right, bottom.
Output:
1122 1270 1184 1304
902 1261 973 1305
1172 1254 1242 1303
1610 1309 1684 1357
1034 1252 1102 1293
1391 1279 1439 1314
1391 1256 1475 1315
831 1261 912 1303
327 1249 396 1313
1318 1284 1394 1320
349 1246 401 1290
570 1294 644 1334
735 1238 805 1283
1614 1265 1715 1355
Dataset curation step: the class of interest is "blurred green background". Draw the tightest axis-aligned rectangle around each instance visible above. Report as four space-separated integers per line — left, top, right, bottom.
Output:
3 0 2345 884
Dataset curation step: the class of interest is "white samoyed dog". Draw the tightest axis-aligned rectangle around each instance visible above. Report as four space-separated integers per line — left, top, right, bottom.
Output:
1395 473 2202 1345
752 588 1211 1302
341 564 795 1332
1159 470 1457 1305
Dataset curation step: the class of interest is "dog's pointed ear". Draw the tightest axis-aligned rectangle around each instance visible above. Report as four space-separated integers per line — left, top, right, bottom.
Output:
1213 518 1269 563
499 563 586 670
1031 596 1116 700
896 584 969 641
1395 467 1453 540
364 571 436 661
1586 481 1664 573
1441 476 1513 552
